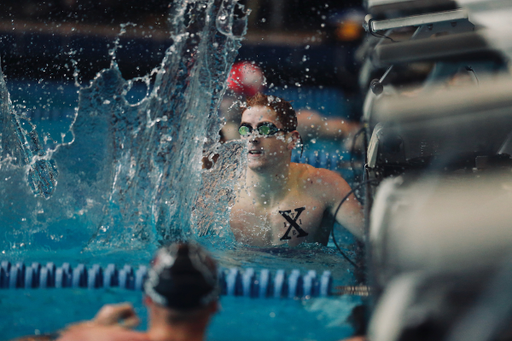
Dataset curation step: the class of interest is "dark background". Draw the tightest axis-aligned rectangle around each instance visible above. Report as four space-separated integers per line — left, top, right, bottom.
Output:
0 0 364 94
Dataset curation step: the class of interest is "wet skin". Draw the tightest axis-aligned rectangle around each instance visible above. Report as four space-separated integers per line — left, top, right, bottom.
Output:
230 106 363 247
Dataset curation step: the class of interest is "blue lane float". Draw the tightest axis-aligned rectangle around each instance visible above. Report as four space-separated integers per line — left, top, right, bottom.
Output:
0 261 332 299
291 150 345 171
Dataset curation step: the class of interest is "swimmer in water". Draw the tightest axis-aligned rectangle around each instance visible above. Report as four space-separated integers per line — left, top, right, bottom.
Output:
13 243 219 341
230 93 364 247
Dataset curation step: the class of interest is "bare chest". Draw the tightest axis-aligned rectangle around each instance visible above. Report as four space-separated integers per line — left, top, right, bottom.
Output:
230 195 329 247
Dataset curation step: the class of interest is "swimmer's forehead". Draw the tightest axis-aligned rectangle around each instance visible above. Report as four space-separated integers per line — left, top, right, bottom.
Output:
241 105 282 125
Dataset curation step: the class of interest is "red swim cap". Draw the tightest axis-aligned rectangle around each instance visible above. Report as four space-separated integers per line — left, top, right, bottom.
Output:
227 61 264 97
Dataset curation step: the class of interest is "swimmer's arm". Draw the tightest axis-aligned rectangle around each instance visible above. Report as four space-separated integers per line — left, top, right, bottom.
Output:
92 303 140 328
297 110 361 139
314 169 364 239
55 303 141 341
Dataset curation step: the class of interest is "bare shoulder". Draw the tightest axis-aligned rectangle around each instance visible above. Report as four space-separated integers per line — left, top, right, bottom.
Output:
291 164 363 239
291 163 350 187
291 163 352 200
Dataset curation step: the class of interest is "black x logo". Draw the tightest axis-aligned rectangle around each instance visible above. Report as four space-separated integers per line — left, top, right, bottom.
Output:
279 207 308 241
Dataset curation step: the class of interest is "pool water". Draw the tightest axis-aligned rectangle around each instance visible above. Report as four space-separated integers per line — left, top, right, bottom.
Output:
0 288 361 341
0 72 363 340
0 75 363 339
0 240 363 340
0 1 364 337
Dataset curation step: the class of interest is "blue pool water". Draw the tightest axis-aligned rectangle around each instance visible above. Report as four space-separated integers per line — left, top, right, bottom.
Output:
0 289 361 341
0 77 363 339
0 241 362 340
0 1 364 339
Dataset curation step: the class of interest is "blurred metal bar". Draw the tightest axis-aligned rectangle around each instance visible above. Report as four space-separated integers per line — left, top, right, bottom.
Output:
373 76 512 123
372 31 501 67
370 172 512 286
369 76 512 165
366 0 458 20
370 9 467 32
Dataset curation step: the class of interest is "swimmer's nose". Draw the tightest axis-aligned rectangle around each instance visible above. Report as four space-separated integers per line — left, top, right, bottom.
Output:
249 134 260 143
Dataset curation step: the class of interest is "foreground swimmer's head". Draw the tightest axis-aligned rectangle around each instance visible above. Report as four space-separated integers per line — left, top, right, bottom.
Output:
144 243 220 313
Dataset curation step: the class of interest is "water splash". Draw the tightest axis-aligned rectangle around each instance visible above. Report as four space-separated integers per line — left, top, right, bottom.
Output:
75 0 249 248
0 0 249 252
0 62 58 199
195 140 246 242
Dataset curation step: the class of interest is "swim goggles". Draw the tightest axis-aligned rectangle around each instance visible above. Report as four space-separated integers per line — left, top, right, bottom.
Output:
239 121 304 157
238 122 286 137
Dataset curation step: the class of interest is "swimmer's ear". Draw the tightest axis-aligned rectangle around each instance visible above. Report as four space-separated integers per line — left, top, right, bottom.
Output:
287 130 300 150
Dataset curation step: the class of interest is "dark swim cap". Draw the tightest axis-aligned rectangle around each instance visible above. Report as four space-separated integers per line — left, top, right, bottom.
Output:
144 243 220 311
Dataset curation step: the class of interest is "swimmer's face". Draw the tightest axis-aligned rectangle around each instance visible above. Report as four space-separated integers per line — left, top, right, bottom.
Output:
240 105 297 171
